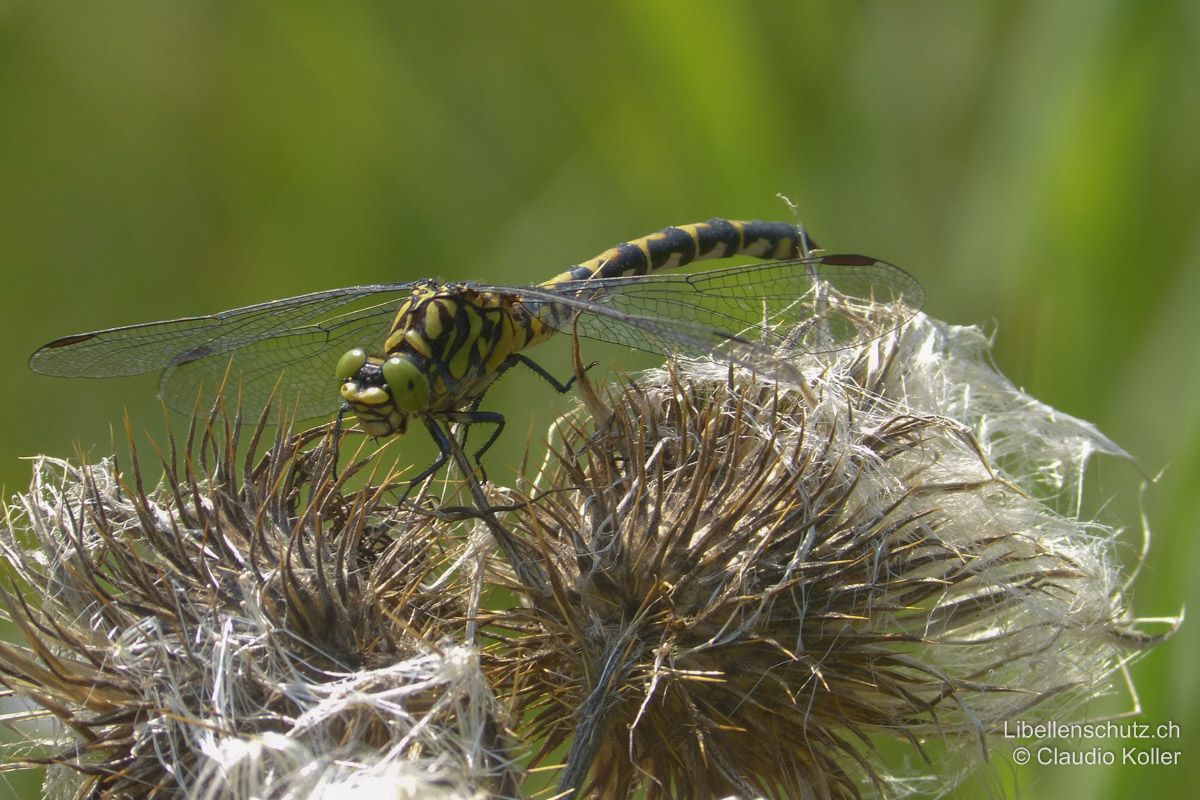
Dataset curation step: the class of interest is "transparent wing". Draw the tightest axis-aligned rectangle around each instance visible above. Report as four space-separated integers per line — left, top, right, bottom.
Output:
30 284 415 420
31 254 922 424
503 254 923 380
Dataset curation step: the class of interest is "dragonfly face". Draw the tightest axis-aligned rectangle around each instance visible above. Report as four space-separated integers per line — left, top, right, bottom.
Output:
336 348 428 437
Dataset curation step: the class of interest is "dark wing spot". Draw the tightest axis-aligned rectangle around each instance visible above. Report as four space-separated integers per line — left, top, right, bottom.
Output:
45 333 98 348
821 254 877 266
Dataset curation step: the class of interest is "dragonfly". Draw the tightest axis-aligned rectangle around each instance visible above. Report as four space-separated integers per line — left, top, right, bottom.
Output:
29 218 923 486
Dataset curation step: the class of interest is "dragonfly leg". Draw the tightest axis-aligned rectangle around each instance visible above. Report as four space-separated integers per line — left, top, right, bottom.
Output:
457 394 487 457
398 418 454 499
408 419 453 482
461 354 600 480
456 355 596 461
507 353 596 393
442 409 505 483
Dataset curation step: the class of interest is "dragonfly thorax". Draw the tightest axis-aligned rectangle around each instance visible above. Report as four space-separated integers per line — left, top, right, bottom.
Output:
335 280 535 438
336 348 430 437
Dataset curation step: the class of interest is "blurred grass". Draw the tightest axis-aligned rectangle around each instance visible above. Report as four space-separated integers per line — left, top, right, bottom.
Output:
0 1 1196 797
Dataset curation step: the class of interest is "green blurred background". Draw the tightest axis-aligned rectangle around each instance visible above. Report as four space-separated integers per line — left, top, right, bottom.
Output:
1 1 1196 797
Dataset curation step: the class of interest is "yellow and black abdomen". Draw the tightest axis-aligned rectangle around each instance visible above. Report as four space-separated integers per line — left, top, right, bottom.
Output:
541 218 812 287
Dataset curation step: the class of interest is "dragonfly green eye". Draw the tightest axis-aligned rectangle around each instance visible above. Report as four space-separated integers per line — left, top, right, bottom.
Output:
336 348 367 381
383 355 430 412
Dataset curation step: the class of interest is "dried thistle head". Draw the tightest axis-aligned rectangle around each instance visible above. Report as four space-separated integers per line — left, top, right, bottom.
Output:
494 313 1169 799
0 417 517 798
0 302 1174 800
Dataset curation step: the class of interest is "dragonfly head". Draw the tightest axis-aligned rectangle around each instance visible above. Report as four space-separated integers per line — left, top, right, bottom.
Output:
336 348 431 436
